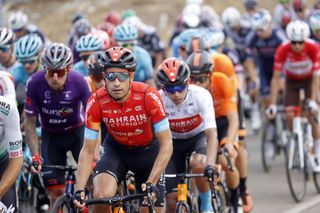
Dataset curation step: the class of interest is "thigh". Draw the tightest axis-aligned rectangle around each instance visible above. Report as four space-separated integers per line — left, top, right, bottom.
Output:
93 173 118 198
0 159 17 213
69 126 85 162
216 116 228 144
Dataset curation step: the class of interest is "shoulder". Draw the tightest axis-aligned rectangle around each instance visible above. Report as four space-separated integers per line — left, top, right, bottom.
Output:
305 39 320 50
134 46 150 57
131 82 151 93
273 28 287 41
0 96 16 117
189 84 212 98
245 30 257 44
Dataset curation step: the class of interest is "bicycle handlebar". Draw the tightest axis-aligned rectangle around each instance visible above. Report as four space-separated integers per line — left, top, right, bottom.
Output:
164 173 204 178
41 164 77 171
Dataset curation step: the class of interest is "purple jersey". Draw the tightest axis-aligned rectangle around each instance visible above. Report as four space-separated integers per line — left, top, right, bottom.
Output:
24 70 91 132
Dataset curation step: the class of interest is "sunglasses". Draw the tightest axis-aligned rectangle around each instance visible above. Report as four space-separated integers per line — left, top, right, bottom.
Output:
0 45 11 53
190 75 209 84
117 40 137 48
45 68 69 78
20 57 38 65
105 72 130 82
13 28 24 33
164 84 187 94
291 41 305 45
80 54 90 61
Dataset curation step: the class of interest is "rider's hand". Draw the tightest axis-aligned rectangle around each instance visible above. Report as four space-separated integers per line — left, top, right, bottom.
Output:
204 165 215 179
265 104 277 119
225 143 238 158
31 154 42 173
141 182 158 205
73 189 87 209
307 99 318 113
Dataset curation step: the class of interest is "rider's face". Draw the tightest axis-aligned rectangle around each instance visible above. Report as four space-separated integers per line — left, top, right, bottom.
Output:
291 41 305 53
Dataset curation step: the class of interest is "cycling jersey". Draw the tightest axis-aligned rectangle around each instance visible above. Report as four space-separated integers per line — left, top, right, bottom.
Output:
85 82 169 147
133 46 153 82
274 39 320 80
0 61 21 74
0 71 16 101
24 71 91 132
85 76 97 93
159 84 216 139
0 95 22 160
208 72 237 118
73 61 89 76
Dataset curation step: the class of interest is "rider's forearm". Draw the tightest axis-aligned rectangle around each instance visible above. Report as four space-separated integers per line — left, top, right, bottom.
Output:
226 112 239 146
0 157 23 199
25 117 39 155
147 130 173 185
311 74 319 101
270 72 281 105
244 59 257 82
205 128 218 166
75 139 95 191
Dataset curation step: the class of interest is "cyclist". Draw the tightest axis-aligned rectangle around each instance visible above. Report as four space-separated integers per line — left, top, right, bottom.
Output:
113 23 156 87
7 11 48 45
24 43 91 207
266 20 320 172
309 11 320 44
171 28 199 59
12 34 43 110
245 9 287 127
73 34 105 76
242 0 259 29
103 11 121 26
74 47 172 213
0 94 23 213
187 50 240 213
292 0 308 22
273 0 292 27
156 58 218 213
0 28 21 73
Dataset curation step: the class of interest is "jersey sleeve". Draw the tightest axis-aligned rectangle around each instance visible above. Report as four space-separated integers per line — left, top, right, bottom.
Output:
309 42 320 74
85 94 101 132
273 42 287 72
197 88 217 130
244 31 256 60
5 100 22 158
79 75 92 110
0 74 16 102
24 76 38 117
145 86 168 125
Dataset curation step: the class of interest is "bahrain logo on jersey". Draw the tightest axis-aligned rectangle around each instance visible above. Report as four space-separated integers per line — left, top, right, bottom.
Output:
169 114 202 133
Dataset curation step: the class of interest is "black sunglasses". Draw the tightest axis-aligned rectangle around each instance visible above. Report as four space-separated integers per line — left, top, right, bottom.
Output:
190 75 209 84
291 41 305 45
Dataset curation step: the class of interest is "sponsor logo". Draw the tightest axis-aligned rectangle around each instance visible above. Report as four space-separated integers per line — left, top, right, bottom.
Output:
169 114 203 133
63 91 71 99
103 114 148 128
42 107 73 117
114 128 144 137
9 140 22 149
49 118 67 124
133 94 142 100
0 101 10 116
9 150 23 158
125 108 132 113
147 92 166 116
103 109 113 114
60 101 72 104
44 90 51 99
135 106 142 111
86 98 95 114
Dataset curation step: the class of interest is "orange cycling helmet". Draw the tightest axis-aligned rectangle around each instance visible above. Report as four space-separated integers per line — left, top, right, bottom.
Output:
102 47 136 72
157 57 190 87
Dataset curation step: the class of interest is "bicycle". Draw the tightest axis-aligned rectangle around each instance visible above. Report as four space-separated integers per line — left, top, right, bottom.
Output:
283 89 320 202
261 104 287 172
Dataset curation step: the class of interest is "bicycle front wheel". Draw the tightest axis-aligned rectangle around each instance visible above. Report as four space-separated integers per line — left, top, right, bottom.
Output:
261 121 277 173
285 134 307 202
51 196 73 213
175 202 190 213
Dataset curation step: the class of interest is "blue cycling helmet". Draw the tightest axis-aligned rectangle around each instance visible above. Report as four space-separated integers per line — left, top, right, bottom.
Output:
15 34 43 59
113 24 138 42
178 29 199 47
76 34 103 52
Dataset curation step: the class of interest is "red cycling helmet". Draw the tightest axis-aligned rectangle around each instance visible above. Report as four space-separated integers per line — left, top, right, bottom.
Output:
104 11 121 26
102 47 136 72
156 57 190 87
97 22 115 37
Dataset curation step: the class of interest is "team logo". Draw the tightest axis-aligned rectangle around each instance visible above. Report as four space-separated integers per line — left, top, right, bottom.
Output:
44 90 51 99
135 106 142 111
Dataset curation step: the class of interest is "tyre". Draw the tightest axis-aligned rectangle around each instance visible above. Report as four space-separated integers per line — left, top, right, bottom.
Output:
51 196 72 213
175 202 190 213
216 182 228 213
313 172 320 194
261 121 277 173
187 193 199 213
285 134 307 202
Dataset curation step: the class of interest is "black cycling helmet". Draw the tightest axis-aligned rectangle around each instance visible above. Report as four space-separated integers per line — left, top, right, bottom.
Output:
186 50 214 74
102 47 136 72
186 36 208 56
41 43 73 70
244 0 258 9
88 51 105 80
156 57 190 87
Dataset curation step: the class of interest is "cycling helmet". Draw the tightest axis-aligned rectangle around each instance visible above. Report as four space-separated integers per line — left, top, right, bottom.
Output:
178 29 199 47
182 3 201 28
309 12 320 31
104 11 121 26
221 7 241 28
88 51 105 79
113 24 138 41
186 0 203 5
280 11 291 28
121 9 136 21
15 34 43 59
102 47 136 72
89 29 110 50
72 13 84 24
157 57 190 87
76 34 103 53
286 20 310 41
41 43 73 70
251 9 272 31
206 29 225 48
293 0 306 11
244 0 258 9
73 18 92 38
186 50 214 74
0 28 15 46
186 36 207 55
122 16 148 31
8 11 28 30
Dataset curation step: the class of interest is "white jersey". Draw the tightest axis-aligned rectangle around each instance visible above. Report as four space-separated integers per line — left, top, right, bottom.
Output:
0 71 16 102
159 84 216 139
0 95 22 160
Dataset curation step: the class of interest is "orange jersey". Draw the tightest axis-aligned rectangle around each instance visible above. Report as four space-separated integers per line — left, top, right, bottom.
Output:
209 72 238 117
212 52 238 89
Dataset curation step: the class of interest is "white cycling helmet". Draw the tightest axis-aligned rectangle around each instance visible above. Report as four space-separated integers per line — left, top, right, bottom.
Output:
286 20 310 41
182 3 201 28
221 7 241 28
0 28 15 46
251 9 272 31
186 0 203 5
309 12 320 32
8 11 28 30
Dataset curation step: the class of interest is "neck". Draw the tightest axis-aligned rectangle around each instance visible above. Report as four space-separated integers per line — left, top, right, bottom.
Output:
1 54 15 68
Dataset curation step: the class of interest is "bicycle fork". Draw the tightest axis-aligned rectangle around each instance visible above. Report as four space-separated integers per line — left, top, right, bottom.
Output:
288 117 305 170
